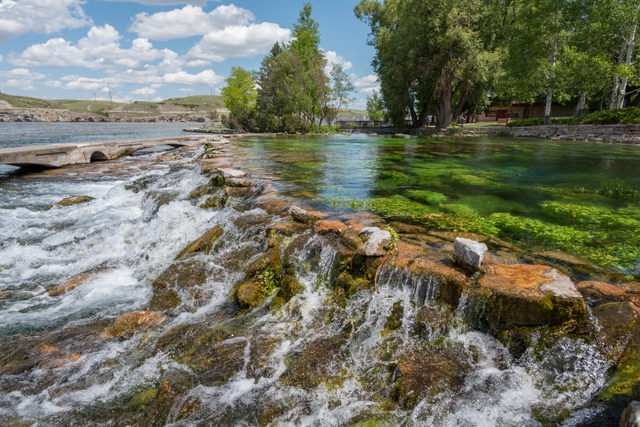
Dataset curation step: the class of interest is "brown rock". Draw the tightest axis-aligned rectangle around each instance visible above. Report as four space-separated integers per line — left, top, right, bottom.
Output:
268 220 311 237
149 260 209 311
288 205 327 223
474 264 587 329
314 220 346 235
48 273 97 296
100 311 164 340
224 186 253 198
175 226 223 260
0 291 11 300
577 281 630 306
225 178 253 187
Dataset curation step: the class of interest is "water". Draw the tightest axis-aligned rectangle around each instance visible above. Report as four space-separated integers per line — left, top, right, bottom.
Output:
0 122 191 149
0 133 634 426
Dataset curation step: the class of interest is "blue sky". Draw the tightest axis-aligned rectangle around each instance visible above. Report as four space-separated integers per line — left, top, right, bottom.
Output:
0 0 379 109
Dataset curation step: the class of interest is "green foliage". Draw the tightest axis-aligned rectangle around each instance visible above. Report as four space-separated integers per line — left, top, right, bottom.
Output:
406 190 448 205
490 212 593 246
507 118 544 127
366 90 385 121
597 179 639 200
221 67 257 131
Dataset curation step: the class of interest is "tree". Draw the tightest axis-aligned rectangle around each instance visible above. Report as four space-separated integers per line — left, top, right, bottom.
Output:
221 66 257 116
366 90 385 121
320 64 356 125
356 0 509 129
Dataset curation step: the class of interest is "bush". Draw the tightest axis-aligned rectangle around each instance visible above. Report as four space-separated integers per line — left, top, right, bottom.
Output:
506 118 543 127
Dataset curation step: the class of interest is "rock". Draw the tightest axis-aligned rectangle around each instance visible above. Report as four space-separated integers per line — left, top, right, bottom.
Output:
46 195 94 210
473 264 587 329
174 226 223 260
225 178 253 187
288 205 327 223
149 260 209 311
358 227 392 257
341 228 363 251
268 220 311 237
217 168 247 179
48 273 96 296
621 401 640 427
453 237 488 273
224 186 253 198
314 220 346 235
0 291 11 300
577 281 631 306
100 311 164 340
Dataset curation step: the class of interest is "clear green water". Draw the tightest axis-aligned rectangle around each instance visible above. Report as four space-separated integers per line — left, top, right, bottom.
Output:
234 134 640 274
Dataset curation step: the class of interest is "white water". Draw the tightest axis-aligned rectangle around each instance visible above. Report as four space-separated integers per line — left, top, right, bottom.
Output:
0 145 613 426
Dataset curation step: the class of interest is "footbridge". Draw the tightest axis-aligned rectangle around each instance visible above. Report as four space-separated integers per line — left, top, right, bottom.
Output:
0 136 208 168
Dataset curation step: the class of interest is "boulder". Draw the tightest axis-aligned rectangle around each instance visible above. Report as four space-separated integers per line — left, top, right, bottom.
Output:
288 205 327 223
577 281 631 306
358 227 392 257
46 195 94 210
453 237 488 273
225 178 253 187
48 273 97 296
621 401 640 427
473 264 587 329
100 311 164 340
314 220 346 235
174 226 223 260
217 168 247 179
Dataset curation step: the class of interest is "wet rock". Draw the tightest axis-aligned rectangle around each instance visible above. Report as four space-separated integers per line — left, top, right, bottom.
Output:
217 168 247 179
577 281 631 306
386 242 468 306
199 194 227 209
415 303 452 339
174 226 223 260
341 228 363 251
0 291 11 300
234 249 283 311
100 311 164 340
48 273 96 296
141 370 195 427
621 401 640 427
314 220 346 235
253 196 293 215
268 220 311 237
382 301 404 335
46 195 94 210
358 227 391 257
473 264 587 329
189 340 247 386
289 205 327 223
388 342 472 409
224 186 253 198
453 237 488 273
534 250 605 277
225 177 253 187
149 259 209 312
232 212 272 233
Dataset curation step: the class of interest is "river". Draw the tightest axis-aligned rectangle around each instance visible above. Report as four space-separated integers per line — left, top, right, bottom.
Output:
0 131 639 425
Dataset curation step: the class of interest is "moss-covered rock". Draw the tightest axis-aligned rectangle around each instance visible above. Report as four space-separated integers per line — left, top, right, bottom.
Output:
471 264 587 331
128 388 158 412
234 249 284 311
46 195 94 210
199 194 227 210
415 303 452 339
174 226 223 260
314 220 347 235
382 301 404 336
149 260 209 312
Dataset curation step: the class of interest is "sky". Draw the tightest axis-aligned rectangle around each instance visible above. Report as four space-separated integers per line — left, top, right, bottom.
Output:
0 0 380 109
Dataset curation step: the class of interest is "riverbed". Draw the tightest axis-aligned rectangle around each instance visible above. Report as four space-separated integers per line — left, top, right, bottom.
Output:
0 133 638 426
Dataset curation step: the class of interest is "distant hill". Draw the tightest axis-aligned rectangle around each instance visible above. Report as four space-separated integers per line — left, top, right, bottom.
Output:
0 92 225 116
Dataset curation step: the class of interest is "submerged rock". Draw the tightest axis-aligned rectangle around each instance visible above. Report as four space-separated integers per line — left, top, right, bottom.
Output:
48 273 96 296
453 237 488 273
46 195 94 210
149 259 209 312
473 264 587 329
217 168 247 179
174 226 223 260
314 220 346 235
100 311 164 340
358 227 391 257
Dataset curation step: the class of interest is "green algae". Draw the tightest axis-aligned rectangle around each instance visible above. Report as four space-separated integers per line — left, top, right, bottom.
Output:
406 190 447 205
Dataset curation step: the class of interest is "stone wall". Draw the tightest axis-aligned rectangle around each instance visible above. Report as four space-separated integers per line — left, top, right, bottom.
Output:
414 124 640 143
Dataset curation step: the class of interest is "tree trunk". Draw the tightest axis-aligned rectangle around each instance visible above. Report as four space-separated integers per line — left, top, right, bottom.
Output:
544 12 559 126
414 102 429 128
610 41 627 109
435 83 453 130
409 103 418 126
617 7 639 109
574 89 586 117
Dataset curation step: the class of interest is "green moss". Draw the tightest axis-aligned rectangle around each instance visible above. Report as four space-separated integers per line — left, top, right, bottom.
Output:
455 195 527 216
490 213 593 246
209 175 225 187
422 214 500 236
199 195 228 210
337 272 371 297
128 388 158 412
441 203 478 216
406 190 448 205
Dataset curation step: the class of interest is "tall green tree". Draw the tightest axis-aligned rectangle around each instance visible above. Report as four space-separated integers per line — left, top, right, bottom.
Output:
356 0 509 129
366 90 385 121
221 66 257 116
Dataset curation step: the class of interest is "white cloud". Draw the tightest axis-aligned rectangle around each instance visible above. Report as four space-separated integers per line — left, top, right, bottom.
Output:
161 69 222 85
0 68 45 79
0 55 3 62
360 86 381 95
324 51 353 72
188 23 290 62
111 0 211 5
130 4 254 41
0 0 91 43
186 59 211 68
6 79 35 90
9 25 169 71
354 74 378 88
132 86 157 95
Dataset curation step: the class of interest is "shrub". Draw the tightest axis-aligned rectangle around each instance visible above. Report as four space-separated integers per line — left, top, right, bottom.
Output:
506 118 543 127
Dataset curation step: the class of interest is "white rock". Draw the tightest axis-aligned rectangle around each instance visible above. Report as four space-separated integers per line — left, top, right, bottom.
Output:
358 227 391 257
217 168 247 179
453 237 488 273
540 269 582 299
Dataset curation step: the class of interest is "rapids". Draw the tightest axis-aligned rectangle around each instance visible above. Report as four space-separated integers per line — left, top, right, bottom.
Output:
0 135 633 426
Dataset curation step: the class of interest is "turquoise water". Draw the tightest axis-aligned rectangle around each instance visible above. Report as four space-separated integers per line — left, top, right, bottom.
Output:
233 134 640 272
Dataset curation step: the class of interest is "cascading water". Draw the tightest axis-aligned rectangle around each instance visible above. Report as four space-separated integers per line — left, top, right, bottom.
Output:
0 138 624 426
